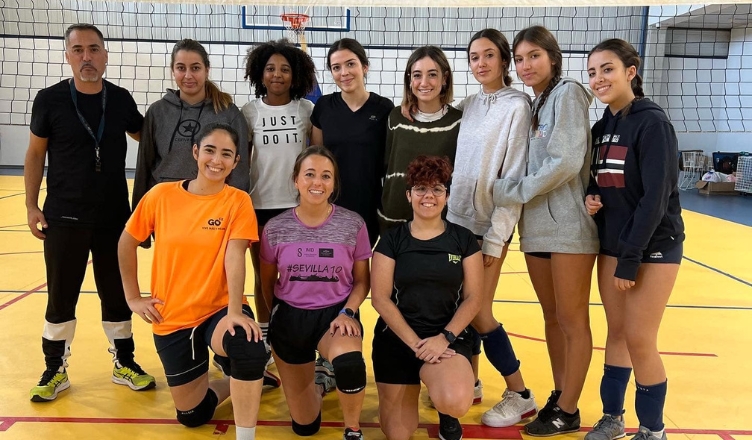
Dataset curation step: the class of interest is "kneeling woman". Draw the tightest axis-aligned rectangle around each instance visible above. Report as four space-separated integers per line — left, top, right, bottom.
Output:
260 146 371 440
119 123 268 440
371 156 483 440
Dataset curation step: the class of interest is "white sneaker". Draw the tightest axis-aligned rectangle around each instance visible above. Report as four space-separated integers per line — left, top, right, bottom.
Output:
474 379 483 404
481 389 538 428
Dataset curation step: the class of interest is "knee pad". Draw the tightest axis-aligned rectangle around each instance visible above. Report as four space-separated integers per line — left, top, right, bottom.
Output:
480 324 520 377
176 388 218 428
332 351 366 394
222 327 269 381
291 412 321 436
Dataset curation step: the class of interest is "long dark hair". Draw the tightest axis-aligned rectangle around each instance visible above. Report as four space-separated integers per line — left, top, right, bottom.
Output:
244 39 317 100
402 46 453 110
513 26 562 130
589 39 645 115
467 29 513 87
171 39 233 113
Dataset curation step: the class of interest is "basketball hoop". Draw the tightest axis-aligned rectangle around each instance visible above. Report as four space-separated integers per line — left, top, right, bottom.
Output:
281 13 310 44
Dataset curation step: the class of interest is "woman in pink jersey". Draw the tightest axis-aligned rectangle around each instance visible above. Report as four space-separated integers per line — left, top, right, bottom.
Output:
260 145 371 440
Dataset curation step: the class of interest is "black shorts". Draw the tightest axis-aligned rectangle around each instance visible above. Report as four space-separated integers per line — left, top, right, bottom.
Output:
468 326 481 355
269 299 362 364
372 328 473 385
475 233 514 245
255 208 288 231
153 304 255 387
526 252 552 259
600 241 683 265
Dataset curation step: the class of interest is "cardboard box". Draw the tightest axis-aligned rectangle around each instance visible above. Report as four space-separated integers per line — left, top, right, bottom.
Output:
695 180 738 195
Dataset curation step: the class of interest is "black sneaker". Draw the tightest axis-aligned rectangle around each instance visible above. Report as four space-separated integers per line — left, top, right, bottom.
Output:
212 354 231 377
525 405 580 437
536 390 562 423
344 427 364 440
438 412 463 440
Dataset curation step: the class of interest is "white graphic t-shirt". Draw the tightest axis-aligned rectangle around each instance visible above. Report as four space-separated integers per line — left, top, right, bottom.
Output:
242 98 314 209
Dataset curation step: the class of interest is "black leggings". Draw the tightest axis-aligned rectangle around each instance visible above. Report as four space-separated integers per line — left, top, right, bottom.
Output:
43 224 132 323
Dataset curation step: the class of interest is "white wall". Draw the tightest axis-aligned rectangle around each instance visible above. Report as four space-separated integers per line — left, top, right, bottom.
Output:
662 26 752 154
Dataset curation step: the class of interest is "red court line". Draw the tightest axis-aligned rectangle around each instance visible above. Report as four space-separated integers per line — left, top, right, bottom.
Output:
1 416 751 439
426 424 524 439
213 423 230 434
0 260 92 311
0 282 47 311
507 332 717 358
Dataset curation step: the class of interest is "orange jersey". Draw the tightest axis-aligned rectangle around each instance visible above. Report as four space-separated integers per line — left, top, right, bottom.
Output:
126 181 258 335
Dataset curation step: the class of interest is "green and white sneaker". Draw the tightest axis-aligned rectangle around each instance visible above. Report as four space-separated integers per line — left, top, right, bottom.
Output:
30 368 70 402
112 361 156 391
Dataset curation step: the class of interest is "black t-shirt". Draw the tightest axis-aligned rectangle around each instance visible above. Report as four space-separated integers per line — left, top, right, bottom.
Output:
310 92 394 245
30 79 143 227
374 221 481 338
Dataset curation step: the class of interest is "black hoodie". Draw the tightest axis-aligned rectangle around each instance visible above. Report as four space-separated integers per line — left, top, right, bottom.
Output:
588 98 685 281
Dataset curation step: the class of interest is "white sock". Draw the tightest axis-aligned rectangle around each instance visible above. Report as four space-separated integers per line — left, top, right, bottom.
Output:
236 426 256 440
651 429 665 439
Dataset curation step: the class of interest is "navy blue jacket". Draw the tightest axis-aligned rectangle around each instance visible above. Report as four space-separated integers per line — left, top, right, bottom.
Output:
589 98 685 280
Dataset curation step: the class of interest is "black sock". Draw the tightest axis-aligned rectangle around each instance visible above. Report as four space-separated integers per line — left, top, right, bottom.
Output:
475 379 480 387
515 388 531 399
558 406 578 417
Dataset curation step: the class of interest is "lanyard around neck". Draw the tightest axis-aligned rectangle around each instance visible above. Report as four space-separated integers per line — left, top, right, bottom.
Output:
69 79 107 172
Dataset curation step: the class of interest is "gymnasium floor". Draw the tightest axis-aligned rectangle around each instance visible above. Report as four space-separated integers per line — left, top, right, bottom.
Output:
1 174 750 440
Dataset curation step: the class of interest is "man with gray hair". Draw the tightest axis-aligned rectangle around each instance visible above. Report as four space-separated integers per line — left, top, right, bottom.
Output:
24 23 155 402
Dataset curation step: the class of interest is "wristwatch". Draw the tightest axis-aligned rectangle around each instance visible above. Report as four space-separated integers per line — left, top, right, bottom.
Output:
441 329 457 344
339 308 356 319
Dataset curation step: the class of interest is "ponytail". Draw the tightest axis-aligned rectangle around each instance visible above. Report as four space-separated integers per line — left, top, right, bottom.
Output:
503 73 513 87
532 76 560 130
614 73 645 117
631 72 645 99
205 80 233 113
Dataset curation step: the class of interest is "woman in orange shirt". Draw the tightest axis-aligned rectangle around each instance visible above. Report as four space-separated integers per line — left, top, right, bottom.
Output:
119 123 267 440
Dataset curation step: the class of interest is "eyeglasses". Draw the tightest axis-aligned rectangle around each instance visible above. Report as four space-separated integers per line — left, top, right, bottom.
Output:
411 185 447 197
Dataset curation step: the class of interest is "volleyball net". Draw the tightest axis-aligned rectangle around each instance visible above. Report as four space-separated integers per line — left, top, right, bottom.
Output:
1 1 750 134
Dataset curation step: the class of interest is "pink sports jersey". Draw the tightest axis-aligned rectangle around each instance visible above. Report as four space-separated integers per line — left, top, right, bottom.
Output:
260 205 372 310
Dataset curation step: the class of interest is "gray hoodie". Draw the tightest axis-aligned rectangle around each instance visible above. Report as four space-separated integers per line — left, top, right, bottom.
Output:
132 89 250 209
447 87 532 258
493 78 599 254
